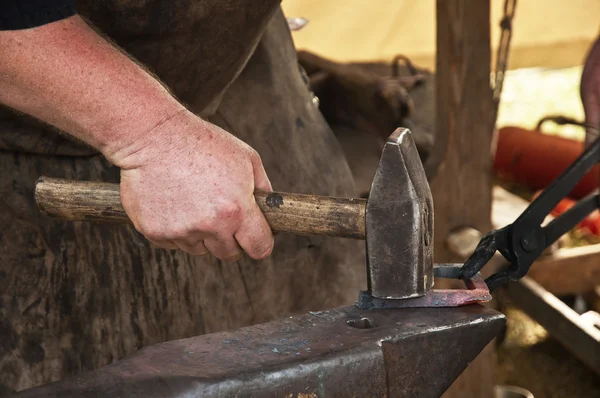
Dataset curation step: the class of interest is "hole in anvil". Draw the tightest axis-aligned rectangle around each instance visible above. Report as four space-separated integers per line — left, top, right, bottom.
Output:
346 317 376 329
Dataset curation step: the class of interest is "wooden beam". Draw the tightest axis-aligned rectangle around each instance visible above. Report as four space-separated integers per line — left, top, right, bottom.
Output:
432 0 494 263
507 277 600 375
432 1 496 397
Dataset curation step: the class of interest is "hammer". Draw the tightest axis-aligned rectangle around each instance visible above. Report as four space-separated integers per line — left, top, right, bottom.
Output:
34 128 434 300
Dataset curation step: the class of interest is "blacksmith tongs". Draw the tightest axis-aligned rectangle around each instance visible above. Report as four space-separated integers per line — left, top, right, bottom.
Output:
460 136 600 292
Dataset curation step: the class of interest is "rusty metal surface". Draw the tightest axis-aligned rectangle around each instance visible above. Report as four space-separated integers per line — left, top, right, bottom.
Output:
358 264 492 309
14 305 504 398
366 128 434 299
507 276 600 376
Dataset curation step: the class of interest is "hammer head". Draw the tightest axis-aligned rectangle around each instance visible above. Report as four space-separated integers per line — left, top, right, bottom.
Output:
366 128 434 299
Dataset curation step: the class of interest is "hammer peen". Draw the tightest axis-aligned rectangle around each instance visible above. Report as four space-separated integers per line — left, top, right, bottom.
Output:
34 128 434 300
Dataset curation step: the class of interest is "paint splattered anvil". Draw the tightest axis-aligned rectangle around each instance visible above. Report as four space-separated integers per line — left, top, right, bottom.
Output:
18 128 505 397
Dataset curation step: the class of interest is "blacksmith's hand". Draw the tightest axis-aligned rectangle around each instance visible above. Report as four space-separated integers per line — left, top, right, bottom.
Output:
0 15 274 262
110 110 275 262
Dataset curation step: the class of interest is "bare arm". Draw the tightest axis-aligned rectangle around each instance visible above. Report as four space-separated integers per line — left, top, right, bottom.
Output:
0 15 179 157
0 15 275 261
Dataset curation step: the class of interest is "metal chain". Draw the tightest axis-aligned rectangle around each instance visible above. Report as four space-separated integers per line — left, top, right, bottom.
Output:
492 0 518 122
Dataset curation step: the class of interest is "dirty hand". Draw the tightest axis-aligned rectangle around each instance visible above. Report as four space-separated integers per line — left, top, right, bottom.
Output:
581 35 600 146
108 109 275 261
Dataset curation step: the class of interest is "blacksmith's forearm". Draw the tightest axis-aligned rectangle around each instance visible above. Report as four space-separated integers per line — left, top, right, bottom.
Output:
0 15 186 162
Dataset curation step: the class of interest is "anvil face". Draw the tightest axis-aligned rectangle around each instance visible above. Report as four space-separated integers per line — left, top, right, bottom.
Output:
13 304 505 398
366 128 434 299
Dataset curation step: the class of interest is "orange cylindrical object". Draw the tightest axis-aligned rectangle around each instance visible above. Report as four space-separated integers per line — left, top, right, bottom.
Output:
494 126 599 199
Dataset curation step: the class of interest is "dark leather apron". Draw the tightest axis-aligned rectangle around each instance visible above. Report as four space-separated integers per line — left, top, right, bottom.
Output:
0 3 365 394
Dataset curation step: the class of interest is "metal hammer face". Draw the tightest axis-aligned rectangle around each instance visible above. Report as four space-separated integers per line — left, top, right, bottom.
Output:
366 128 434 299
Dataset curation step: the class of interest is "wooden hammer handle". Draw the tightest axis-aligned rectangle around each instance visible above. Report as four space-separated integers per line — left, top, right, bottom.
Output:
34 177 367 239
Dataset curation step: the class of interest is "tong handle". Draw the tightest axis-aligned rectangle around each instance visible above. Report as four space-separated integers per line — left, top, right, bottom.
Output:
508 138 600 277
507 138 600 271
484 193 599 291
463 137 600 291
514 137 600 228
543 193 599 246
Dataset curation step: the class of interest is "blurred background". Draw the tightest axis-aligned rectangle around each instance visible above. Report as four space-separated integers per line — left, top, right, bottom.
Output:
283 0 599 139
282 1 600 397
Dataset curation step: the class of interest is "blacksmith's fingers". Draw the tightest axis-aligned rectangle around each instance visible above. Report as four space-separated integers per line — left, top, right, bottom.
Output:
147 239 178 251
250 150 273 192
204 232 243 263
173 237 209 257
235 199 274 260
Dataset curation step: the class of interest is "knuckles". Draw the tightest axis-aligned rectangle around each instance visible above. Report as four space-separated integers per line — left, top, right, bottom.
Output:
247 148 263 166
135 200 245 242
137 222 169 243
134 216 189 242
212 201 244 225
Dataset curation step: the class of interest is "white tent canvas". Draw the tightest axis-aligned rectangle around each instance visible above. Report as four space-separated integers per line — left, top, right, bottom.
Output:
282 0 600 71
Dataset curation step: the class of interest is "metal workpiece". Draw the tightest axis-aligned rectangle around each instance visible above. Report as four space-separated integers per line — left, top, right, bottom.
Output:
366 127 434 299
358 264 492 309
14 305 505 398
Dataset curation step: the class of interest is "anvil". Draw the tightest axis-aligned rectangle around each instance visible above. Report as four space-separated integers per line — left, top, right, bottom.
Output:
13 297 503 398
19 128 506 397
